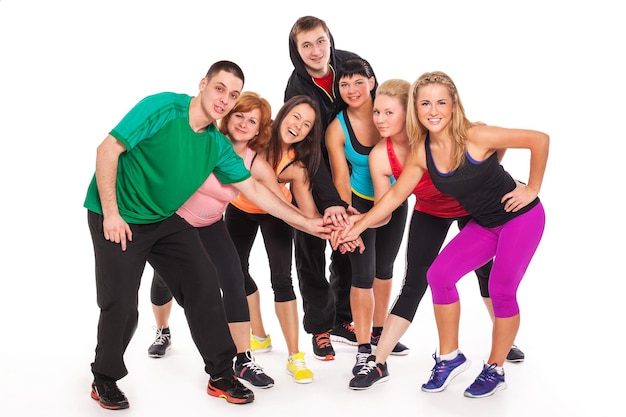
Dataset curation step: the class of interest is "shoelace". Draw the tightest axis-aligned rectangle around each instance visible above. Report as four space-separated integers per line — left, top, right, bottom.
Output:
355 352 369 369
357 360 377 376
342 322 355 333
290 357 308 371
241 351 266 375
315 332 332 348
428 354 449 383
474 364 499 384
151 327 170 346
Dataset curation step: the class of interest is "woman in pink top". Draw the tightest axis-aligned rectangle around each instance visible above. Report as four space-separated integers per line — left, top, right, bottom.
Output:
147 92 292 389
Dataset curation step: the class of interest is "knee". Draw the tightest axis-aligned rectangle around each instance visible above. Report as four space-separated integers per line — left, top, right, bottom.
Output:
490 294 519 318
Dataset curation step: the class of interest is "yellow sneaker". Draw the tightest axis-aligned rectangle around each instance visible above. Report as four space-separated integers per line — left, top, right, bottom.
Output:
250 332 272 353
286 352 314 384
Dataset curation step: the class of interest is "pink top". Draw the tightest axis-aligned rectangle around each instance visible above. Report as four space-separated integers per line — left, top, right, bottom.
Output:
177 148 255 227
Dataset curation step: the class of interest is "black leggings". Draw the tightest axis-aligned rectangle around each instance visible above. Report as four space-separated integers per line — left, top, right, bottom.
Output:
150 219 251 323
348 194 408 288
224 204 296 302
390 210 492 321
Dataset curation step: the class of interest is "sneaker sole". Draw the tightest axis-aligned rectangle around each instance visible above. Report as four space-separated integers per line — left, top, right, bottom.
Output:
90 388 130 410
148 344 172 358
349 375 390 390
207 385 254 404
505 357 524 363
238 377 274 389
464 382 508 398
421 359 471 393
285 370 314 384
330 335 358 346
313 353 335 361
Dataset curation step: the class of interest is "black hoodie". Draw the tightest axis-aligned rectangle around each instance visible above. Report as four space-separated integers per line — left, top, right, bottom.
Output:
284 30 362 212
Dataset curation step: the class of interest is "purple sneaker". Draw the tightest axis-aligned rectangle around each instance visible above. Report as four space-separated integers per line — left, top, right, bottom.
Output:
421 351 471 392
464 363 507 398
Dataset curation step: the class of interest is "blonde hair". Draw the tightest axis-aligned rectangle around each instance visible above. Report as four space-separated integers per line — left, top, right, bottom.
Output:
406 71 478 169
376 79 410 109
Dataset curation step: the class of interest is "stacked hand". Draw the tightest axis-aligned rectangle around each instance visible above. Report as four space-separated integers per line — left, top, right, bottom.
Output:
322 205 365 254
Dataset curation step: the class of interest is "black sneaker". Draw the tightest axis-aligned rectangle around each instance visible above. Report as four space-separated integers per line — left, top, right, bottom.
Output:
370 333 410 356
506 345 525 363
207 375 255 404
312 331 335 361
148 327 171 358
349 355 389 390
91 380 130 410
331 322 357 346
352 345 372 376
234 351 275 389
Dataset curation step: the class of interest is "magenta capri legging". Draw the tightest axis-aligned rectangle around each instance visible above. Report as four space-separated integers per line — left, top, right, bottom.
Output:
427 203 545 318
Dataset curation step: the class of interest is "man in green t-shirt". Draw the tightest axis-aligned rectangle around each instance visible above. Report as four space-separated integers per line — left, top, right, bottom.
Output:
85 60 333 410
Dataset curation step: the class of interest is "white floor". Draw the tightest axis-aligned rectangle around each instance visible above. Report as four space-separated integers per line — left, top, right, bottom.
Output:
4 225 620 417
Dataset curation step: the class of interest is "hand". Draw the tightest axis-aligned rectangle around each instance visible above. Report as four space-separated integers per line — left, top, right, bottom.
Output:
346 205 361 216
337 236 365 254
323 205 350 227
103 213 133 251
331 220 364 250
306 217 333 240
501 180 538 212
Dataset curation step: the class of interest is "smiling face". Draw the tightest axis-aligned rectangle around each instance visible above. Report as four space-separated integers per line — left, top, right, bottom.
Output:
295 26 332 78
373 94 406 138
415 83 453 135
226 108 262 145
279 103 316 147
338 74 375 108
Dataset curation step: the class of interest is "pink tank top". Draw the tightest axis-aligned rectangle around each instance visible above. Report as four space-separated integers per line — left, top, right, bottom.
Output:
177 148 255 227
386 138 467 218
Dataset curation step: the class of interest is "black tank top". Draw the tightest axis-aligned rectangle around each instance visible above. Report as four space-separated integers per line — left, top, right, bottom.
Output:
425 134 539 228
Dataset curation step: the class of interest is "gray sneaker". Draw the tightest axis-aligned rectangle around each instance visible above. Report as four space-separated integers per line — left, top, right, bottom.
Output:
148 327 171 358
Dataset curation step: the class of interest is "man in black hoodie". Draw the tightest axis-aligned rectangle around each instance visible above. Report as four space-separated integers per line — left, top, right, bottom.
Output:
284 16 363 360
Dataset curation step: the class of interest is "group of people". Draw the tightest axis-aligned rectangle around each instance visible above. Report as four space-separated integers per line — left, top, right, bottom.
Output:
84 15 549 410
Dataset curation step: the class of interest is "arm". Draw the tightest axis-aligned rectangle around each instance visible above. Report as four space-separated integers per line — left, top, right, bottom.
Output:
292 163 364 253
325 119 352 206
290 166 322 219
471 125 549 212
333 150 423 248
232 176 331 240
95 135 133 251
368 141 394 227
249 154 305 216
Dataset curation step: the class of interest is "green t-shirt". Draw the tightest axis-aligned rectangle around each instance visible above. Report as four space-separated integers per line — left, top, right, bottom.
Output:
84 92 251 224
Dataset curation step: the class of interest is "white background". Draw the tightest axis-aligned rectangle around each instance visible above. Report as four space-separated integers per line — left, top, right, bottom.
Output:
0 1 623 416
